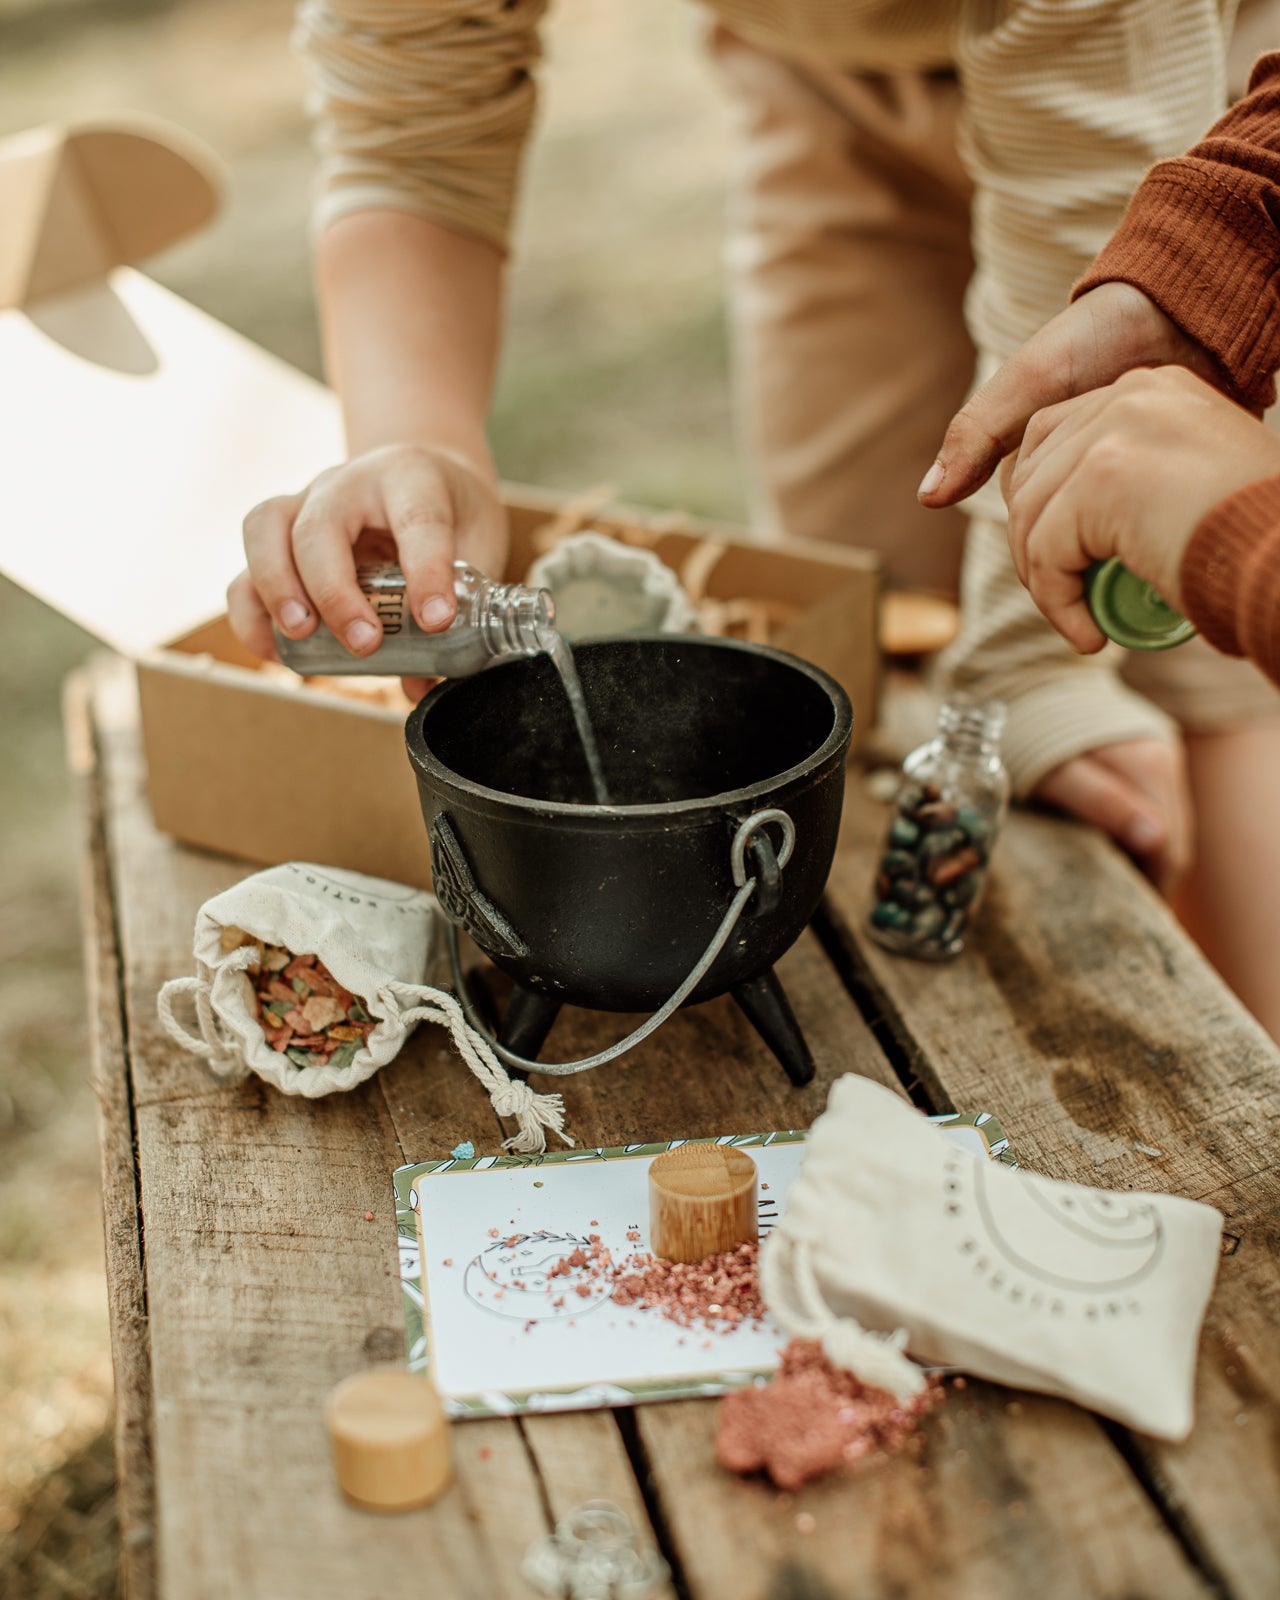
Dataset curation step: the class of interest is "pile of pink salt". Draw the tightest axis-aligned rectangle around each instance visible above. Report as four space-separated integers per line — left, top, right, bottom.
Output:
548 1238 766 1333
715 1338 945 1491
609 1241 765 1331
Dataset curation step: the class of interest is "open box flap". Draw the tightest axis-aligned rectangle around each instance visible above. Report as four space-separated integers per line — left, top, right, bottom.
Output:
0 119 225 312
0 267 344 655
0 117 344 656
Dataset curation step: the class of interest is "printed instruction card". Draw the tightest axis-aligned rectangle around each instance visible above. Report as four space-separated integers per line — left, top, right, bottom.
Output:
394 1114 1013 1420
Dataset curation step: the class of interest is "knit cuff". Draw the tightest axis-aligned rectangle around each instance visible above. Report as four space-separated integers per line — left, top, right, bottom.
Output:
990 670 1178 800
1182 474 1280 668
1073 165 1280 415
310 187 511 255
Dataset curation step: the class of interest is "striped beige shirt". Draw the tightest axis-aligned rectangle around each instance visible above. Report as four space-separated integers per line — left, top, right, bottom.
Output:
296 0 1247 792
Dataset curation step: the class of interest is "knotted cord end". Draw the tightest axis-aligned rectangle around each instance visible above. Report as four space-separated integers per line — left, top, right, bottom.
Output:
494 1077 575 1154
391 982 576 1154
820 1321 924 1401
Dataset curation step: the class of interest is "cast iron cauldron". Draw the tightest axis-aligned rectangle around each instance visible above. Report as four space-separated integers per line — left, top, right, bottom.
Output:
404 635 853 1084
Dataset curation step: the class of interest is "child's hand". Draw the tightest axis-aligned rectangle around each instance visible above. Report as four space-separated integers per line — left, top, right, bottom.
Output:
226 444 507 663
918 283 1223 508
1001 367 1280 653
1035 737 1192 896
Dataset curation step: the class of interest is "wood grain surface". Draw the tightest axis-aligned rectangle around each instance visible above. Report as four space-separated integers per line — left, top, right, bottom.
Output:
76 655 1278 1600
66 674 157 1600
824 779 1280 1600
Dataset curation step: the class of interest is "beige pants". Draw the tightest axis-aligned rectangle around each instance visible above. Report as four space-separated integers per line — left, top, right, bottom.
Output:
711 28 973 595
709 23 1280 762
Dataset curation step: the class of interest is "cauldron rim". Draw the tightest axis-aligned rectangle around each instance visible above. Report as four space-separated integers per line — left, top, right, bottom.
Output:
404 633 853 821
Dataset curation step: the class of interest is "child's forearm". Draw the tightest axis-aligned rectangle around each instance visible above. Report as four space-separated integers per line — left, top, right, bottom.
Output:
226 209 509 664
316 209 504 480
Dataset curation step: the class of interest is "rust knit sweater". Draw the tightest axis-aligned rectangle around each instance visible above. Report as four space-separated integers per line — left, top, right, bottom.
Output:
1075 53 1280 689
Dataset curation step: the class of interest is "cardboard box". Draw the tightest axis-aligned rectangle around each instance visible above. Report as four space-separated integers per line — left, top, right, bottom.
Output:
0 120 880 890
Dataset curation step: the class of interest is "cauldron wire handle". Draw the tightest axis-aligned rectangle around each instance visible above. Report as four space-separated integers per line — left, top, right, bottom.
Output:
731 806 794 919
446 809 795 1077
730 807 795 886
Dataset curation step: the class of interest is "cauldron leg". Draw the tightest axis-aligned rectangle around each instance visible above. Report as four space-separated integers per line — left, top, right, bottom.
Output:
499 983 562 1064
731 969 815 1087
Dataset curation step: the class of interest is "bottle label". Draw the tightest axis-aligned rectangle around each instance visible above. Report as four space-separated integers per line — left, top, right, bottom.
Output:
355 568 411 639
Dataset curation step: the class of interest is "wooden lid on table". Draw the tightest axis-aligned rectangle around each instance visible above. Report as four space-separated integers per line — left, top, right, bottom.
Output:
879 592 959 658
325 1369 451 1512
649 1144 758 1264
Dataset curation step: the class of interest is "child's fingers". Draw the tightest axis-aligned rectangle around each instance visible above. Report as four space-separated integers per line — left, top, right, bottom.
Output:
1005 388 1114 510
1035 751 1179 892
379 453 462 632
226 568 281 662
923 296 1134 508
240 492 313 638
1093 739 1194 892
401 675 438 703
289 470 386 656
1020 478 1112 654
1005 393 1120 592
1023 542 1108 654
920 329 1068 506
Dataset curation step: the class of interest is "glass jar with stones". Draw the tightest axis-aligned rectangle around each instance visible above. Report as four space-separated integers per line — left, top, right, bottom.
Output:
868 696 1008 960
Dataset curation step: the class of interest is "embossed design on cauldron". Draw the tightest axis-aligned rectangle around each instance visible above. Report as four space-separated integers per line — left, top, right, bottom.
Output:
429 812 529 960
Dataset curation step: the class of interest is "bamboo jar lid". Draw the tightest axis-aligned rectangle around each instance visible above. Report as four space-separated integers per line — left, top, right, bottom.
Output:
648 1144 758 1264
325 1368 451 1512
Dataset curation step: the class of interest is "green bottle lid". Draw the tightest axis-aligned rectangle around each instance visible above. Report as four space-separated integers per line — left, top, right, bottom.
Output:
1084 559 1197 652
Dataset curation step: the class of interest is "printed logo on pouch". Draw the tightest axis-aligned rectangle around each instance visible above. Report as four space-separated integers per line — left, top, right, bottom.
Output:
282 861 424 910
942 1153 1163 1318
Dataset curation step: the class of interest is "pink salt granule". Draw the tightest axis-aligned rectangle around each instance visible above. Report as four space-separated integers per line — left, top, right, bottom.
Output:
545 1238 766 1333
529 1227 774 1335
610 1242 766 1331
714 1338 944 1491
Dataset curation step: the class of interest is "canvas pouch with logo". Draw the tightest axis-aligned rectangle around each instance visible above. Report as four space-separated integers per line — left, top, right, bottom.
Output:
759 1075 1222 1439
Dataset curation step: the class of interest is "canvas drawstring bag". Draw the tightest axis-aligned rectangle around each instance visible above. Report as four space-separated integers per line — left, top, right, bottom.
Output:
759 1074 1222 1440
156 861 571 1153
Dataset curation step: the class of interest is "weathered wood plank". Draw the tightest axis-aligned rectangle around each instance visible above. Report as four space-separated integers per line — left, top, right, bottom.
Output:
80 651 1221 1600
631 1385 1206 1600
86 659 555 1600
376 1001 679 1599
382 929 897 1600
381 926 902 1598
66 669 157 1600
824 779 1280 1600
484 931 1207 1599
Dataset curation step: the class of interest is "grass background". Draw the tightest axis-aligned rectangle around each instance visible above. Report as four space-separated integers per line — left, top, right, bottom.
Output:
0 0 742 1591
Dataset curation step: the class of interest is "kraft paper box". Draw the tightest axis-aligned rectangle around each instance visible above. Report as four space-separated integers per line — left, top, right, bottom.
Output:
0 119 881 890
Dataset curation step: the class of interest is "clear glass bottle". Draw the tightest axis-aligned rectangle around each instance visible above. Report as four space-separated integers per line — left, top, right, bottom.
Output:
868 696 1009 960
274 562 557 677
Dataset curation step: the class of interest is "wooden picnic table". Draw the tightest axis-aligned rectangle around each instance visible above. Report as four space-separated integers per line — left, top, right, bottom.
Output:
70 654 1280 1600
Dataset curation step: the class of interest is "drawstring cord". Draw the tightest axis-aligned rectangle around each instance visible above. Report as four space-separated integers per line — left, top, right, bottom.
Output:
157 811 795 1154
759 1232 924 1400
391 983 572 1153
158 948 572 1152
157 944 260 1080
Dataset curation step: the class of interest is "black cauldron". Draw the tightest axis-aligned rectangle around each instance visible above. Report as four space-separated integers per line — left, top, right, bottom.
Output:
404 635 852 1084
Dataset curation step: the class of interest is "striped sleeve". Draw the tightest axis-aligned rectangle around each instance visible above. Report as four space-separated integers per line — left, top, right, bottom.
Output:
294 0 548 252
938 0 1234 791
955 0 1231 363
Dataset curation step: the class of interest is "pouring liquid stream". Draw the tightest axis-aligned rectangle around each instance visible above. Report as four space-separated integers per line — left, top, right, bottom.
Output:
271 560 612 802
546 632 611 805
